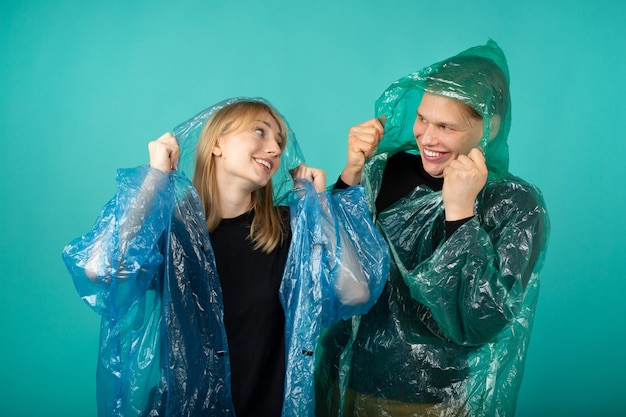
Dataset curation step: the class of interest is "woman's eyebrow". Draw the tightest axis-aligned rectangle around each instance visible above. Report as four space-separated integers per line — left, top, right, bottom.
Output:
255 119 273 128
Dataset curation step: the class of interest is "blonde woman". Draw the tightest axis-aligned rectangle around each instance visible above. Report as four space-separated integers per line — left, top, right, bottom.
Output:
63 97 389 417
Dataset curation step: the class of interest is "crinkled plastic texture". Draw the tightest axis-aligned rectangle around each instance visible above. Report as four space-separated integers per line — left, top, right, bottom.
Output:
281 180 389 417
315 41 550 416
63 167 235 417
62 97 389 417
374 39 511 180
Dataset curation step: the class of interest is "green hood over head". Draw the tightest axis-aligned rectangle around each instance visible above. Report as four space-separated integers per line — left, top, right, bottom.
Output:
374 39 511 179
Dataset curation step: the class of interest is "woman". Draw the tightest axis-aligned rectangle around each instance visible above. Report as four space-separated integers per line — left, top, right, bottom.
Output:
316 41 550 416
63 97 388 417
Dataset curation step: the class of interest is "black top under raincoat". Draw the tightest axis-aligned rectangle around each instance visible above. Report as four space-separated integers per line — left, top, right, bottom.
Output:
62 97 390 417
315 41 550 416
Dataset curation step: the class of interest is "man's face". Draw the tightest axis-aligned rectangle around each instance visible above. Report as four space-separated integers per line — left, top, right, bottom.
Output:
413 93 483 178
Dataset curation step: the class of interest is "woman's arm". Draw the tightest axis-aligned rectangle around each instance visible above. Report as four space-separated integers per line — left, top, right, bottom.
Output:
62 133 180 318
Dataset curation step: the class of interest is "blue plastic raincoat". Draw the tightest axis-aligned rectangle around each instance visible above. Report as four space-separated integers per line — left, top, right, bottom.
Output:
315 41 550 416
62 97 389 417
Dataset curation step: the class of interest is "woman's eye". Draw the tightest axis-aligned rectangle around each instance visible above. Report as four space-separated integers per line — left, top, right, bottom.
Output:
255 128 265 137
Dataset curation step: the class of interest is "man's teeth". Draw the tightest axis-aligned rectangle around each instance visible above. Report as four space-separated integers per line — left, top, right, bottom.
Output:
423 149 442 157
255 158 271 169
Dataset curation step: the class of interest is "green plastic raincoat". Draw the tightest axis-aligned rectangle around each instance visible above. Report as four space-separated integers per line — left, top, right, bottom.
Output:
315 40 550 417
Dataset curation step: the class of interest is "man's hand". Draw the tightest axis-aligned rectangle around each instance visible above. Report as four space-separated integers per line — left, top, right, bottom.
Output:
442 148 487 220
340 118 384 186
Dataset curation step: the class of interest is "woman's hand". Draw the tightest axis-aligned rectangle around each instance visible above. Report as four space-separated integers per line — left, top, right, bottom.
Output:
340 118 384 186
148 133 180 172
292 163 327 193
442 148 488 221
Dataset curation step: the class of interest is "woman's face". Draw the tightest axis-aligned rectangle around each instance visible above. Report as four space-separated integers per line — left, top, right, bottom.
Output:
213 111 283 191
413 93 483 178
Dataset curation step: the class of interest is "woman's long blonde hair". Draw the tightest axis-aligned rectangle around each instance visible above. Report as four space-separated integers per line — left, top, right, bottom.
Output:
192 101 288 253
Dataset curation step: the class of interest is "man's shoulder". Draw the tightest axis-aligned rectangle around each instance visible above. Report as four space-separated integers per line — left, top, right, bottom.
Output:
483 174 547 213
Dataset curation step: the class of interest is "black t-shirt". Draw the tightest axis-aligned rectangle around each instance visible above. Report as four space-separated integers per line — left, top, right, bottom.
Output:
210 208 291 417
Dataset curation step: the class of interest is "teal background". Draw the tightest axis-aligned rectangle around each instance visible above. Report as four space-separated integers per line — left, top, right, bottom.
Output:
1 0 624 415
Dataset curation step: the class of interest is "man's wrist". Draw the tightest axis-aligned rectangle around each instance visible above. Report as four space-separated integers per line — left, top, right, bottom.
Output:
339 168 362 186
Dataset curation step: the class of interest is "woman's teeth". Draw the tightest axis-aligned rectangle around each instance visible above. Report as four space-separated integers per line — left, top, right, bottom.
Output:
255 158 272 170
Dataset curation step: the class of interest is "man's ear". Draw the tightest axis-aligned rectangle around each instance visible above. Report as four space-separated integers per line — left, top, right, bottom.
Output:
489 115 501 140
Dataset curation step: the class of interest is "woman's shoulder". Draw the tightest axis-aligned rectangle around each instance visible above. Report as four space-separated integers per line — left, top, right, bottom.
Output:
276 204 292 231
277 205 290 218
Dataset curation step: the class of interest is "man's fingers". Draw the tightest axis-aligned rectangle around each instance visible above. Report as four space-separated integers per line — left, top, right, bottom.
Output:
468 147 486 163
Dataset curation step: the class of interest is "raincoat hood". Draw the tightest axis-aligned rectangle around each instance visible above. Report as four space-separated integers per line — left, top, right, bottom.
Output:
174 96 306 204
374 39 511 179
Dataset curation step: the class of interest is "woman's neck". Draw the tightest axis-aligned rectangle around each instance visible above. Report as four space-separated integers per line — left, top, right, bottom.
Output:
217 185 254 219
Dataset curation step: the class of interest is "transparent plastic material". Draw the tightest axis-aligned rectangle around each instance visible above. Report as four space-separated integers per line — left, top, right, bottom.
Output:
63 168 233 417
281 180 388 417
315 41 550 416
62 97 389 417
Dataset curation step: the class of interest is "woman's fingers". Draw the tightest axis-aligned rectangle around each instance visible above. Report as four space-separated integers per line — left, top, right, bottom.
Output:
148 133 180 172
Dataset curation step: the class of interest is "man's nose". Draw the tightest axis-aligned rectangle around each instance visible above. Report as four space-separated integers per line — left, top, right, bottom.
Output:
418 124 436 144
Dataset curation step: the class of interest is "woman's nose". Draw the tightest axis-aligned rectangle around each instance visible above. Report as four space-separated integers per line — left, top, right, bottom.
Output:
266 141 282 158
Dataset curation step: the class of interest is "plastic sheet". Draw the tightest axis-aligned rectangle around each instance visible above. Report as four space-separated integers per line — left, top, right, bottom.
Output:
281 180 388 417
315 41 550 416
63 167 235 417
62 97 389 417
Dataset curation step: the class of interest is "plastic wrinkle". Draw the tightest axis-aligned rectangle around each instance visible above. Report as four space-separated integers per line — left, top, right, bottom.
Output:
63 167 234 417
280 180 389 417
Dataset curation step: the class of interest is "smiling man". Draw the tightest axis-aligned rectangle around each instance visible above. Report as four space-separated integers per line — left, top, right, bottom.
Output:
316 40 551 417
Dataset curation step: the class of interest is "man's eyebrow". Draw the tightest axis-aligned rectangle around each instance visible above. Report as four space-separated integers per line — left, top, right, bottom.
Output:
417 112 464 128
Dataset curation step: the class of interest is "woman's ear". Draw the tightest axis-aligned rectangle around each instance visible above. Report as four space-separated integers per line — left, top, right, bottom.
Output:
212 142 223 156
489 115 501 140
